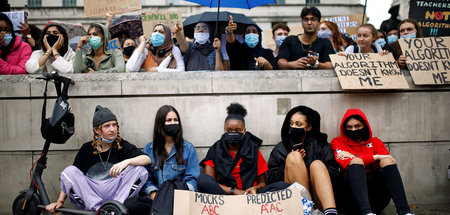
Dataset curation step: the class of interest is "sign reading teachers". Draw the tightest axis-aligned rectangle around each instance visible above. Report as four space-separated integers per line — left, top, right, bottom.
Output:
141 11 183 38
174 188 303 215
330 53 409 89
398 36 450 85
409 0 450 37
83 0 141 18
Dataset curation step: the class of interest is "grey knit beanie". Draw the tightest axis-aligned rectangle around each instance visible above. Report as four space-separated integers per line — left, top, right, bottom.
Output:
92 105 117 127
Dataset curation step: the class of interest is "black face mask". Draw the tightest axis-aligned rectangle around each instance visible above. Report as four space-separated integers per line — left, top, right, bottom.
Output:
289 127 306 146
123 46 136 57
344 129 367 142
164 124 180 137
47 34 59 47
221 132 243 146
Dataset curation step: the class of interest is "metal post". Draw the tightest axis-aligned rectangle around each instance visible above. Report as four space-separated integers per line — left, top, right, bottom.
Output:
215 0 221 38
362 0 368 24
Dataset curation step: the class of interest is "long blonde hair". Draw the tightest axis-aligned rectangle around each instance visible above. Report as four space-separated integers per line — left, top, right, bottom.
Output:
91 121 122 155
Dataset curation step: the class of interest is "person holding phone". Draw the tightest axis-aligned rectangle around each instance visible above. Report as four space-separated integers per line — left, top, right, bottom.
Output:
267 105 342 215
26 23 75 73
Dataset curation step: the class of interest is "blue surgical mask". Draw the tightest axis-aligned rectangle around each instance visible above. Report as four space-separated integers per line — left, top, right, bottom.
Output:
88 36 102 50
374 38 386 48
275 35 287 47
387 34 398 44
245 33 259 48
400 32 416 39
151 32 165 47
194 33 210 45
317 30 332 39
101 134 117 144
2 34 12 46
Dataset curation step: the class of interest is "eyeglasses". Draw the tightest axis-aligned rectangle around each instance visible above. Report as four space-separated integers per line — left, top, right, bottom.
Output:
0 27 12 33
302 17 318 23
194 26 209 31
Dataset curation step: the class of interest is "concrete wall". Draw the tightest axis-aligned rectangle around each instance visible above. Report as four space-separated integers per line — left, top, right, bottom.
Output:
1 70 449 212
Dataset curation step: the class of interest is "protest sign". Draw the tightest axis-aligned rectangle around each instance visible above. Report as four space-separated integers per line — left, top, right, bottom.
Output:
409 0 449 37
398 36 450 85
174 188 303 215
3 11 25 32
141 11 183 38
323 14 366 39
330 53 410 89
108 38 120 50
83 0 141 18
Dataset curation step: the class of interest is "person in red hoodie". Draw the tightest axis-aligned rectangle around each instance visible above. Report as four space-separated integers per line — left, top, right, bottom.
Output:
0 13 32 75
331 109 413 215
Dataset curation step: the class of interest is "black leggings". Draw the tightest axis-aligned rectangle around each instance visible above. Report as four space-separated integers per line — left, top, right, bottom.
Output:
197 174 290 195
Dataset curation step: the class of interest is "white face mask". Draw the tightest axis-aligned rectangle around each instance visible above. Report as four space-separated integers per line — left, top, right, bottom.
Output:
194 33 210 45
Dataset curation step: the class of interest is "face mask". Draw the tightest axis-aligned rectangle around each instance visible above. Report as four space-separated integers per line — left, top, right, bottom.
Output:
47 34 59 47
88 36 102 50
245 33 259 48
374 38 386 48
289 127 306 146
344 129 368 142
123 46 136 57
387 34 398 44
221 132 243 146
194 33 210 45
101 134 117 144
164 124 180 137
2 34 12 46
275 35 287 47
400 32 416 39
317 30 332 39
151 32 165 47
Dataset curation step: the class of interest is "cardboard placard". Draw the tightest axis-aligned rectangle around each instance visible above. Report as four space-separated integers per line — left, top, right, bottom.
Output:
83 0 142 18
398 36 450 85
174 188 303 215
323 14 366 38
108 38 120 50
330 53 410 89
3 11 25 32
141 11 183 38
409 0 450 37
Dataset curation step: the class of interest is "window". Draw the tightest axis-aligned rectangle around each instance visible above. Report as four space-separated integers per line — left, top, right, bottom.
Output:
306 0 320 3
278 0 285 4
63 0 77 7
27 0 42 7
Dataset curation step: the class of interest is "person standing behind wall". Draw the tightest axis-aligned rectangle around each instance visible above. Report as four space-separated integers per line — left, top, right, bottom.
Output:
277 7 334 70
318 21 348 53
272 23 290 57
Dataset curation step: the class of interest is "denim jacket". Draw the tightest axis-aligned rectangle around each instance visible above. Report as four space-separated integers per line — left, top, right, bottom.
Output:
142 140 200 196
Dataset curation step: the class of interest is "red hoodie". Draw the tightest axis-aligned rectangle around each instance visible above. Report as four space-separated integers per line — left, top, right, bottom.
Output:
330 109 389 173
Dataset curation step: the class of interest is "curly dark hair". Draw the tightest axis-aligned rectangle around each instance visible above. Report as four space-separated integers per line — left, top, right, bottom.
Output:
39 24 69 57
301 6 321 21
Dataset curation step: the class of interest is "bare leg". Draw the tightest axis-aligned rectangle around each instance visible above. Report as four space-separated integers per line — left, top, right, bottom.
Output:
309 160 336 210
284 151 310 193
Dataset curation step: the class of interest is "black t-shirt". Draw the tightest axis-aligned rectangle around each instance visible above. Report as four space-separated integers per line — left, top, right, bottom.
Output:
73 139 145 175
226 40 277 70
277 35 334 66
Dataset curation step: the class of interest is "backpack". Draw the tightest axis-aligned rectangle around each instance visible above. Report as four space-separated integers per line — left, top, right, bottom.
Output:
150 178 189 215
40 74 75 144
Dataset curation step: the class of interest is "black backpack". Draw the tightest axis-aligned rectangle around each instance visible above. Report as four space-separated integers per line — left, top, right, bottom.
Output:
150 178 189 215
40 74 75 144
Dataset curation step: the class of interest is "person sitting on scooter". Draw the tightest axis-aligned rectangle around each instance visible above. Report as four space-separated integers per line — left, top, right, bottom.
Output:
46 105 151 212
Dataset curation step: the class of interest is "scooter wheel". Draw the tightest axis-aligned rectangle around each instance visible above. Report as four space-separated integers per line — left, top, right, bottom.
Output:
12 192 41 215
97 200 128 215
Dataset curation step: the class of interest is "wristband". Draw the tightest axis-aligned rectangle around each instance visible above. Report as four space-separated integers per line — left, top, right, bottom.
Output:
230 187 236 195
44 52 51 57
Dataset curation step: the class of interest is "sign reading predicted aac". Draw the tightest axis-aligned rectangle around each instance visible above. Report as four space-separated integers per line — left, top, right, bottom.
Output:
330 53 409 89
399 36 450 85
83 0 142 18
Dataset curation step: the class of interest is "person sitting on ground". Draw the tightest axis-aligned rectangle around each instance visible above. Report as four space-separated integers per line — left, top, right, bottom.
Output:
45 105 150 213
331 109 413 215
126 24 184 72
74 23 125 73
0 12 32 75
197 103 289 195
125 105 200 215
121 38 136 63
272 22 290 57
343 24 388 55
173 22 224 71
318 21 348 53
267 105 342 215
277 7 334 70
26 23 75 73
226 16 277 70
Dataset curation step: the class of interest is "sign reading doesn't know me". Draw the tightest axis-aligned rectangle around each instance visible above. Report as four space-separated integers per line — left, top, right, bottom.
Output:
330 53 410 89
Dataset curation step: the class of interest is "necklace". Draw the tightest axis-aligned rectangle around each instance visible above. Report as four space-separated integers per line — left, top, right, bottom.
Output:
98 146 112 170
300 42 311 52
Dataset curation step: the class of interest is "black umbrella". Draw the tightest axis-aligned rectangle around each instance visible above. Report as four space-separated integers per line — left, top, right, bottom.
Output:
183 11 260 39
109 15 143 39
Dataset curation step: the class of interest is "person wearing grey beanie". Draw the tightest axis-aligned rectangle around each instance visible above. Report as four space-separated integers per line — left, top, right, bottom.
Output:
46 105 151 213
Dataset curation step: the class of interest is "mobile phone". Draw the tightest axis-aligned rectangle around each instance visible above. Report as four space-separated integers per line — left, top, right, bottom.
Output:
292 143 304 151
